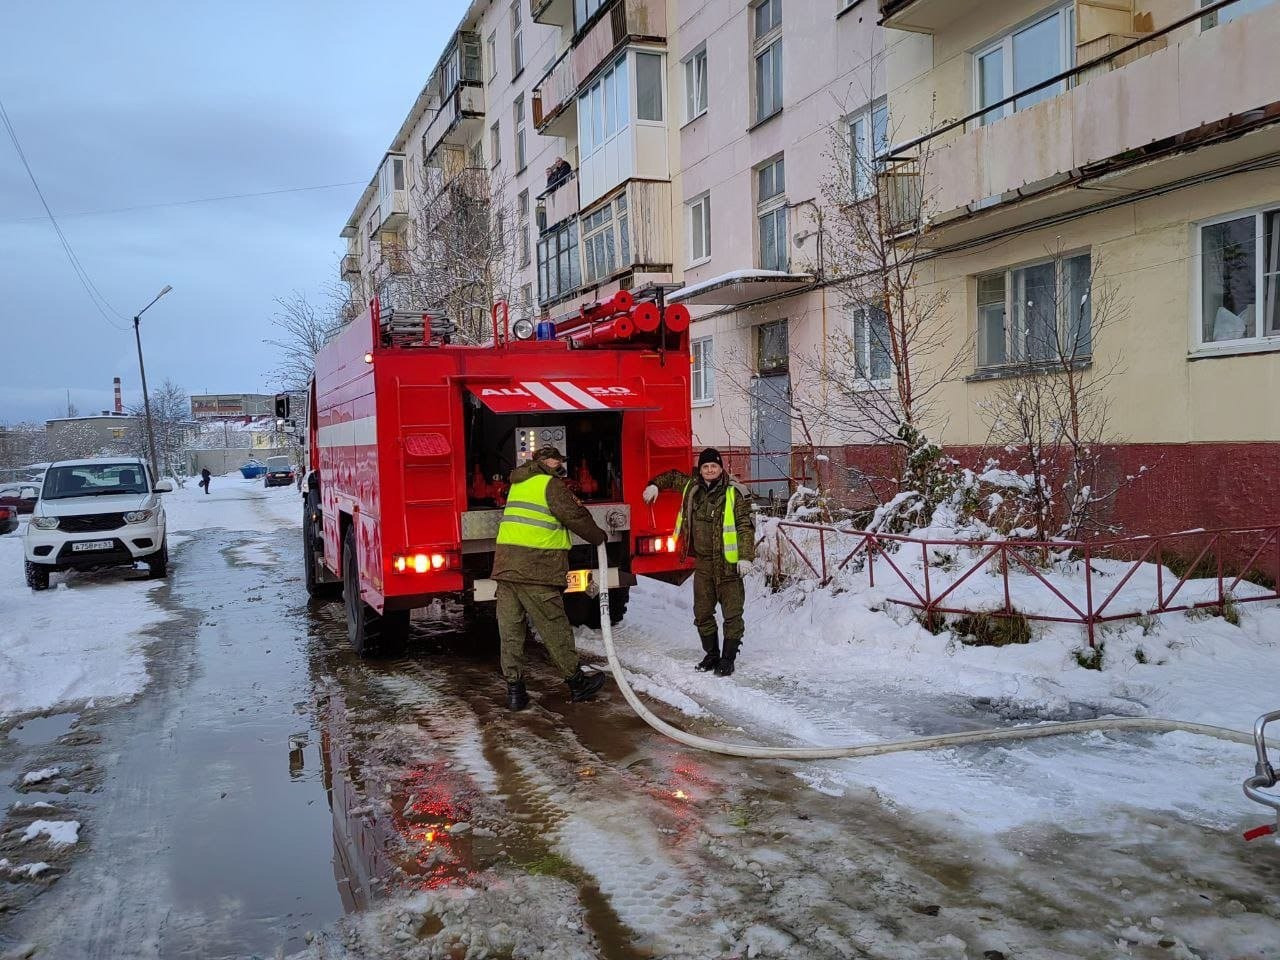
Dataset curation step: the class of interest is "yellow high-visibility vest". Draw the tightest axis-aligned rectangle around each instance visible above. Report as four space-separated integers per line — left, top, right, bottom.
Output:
497 474 571 550
673 480 739 563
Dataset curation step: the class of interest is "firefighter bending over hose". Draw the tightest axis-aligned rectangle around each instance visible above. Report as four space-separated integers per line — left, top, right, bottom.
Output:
643 447 756 676
492 445 609 711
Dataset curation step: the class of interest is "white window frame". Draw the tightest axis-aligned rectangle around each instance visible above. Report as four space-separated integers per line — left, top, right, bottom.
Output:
756 156 788 272
577 54 629 167
510 0 524 77
581 192 631 284
683 45 708 123
1192 204 1280 355
975 251 1093 369
752 0 783 125
518 189 531 267
972 4 1074 128
691 336 715 405
513 95 527 171
850 305 893 389
849 98 888 200
486 33 497 82
687 192 711 267
489 121 501 169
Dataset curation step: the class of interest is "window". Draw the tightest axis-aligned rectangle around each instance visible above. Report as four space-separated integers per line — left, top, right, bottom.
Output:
510 0 524 77
753 0 783 124
513 95 527 171
756 320 789 374
489 121 501 168
688 193 711 265
684 46 708 122
691 337 715 403
756 157 788 272
521 283 534 316
577 54 629 165
1201 0 1275 28
574 0 607 30
1197 207 1280 346
636 52 664 122
469 140 484 168
849 99 888 199
581 193 630 283
537 221 580 303
974 6 1072 126
461 37 482 83
486 33 497 82
493 208 506 250
976 253 1092 368
392 156 405 191
851 305 891 385
518 189 531 267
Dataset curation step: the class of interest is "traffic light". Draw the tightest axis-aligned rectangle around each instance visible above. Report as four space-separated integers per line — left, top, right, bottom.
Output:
274 394 291 419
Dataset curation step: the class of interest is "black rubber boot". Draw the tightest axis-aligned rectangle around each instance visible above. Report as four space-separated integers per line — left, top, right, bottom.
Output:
566 668 606 702
695 633 720 671
507 681 530 711
714 641 740 677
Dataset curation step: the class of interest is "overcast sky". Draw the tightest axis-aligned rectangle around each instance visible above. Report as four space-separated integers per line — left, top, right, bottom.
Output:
0 1 466 424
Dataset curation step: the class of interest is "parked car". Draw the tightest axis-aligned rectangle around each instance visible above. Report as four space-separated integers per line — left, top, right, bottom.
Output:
0 483 40 514
24 457 173 591
262 456 296 488
0 504 17 535
239 458 266 479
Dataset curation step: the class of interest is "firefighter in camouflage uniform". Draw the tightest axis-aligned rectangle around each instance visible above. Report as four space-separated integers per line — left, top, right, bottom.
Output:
643 448 756 676
492 445 608 711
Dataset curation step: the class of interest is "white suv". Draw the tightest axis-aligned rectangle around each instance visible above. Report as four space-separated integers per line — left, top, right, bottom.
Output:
24 458 173 591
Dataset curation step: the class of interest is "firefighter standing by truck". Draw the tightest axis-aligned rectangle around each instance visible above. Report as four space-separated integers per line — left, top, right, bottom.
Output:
643 448 756 676
493 445 609 711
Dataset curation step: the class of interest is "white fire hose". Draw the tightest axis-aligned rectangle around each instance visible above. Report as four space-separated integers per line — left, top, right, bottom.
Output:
593 544 1255 761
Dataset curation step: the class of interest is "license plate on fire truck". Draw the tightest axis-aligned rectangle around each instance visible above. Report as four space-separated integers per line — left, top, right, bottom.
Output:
565 569 592 593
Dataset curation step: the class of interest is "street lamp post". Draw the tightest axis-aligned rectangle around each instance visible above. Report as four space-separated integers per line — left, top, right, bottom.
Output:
132 285 173 483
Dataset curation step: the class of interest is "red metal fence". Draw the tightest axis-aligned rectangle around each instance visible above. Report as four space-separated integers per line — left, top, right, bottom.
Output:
770 521 1280 646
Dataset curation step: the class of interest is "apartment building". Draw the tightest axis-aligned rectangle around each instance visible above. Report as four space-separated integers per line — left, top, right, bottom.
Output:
871 0 1280 530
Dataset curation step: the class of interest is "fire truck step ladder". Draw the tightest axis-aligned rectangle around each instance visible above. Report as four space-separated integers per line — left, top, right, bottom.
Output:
1243 709 1280 843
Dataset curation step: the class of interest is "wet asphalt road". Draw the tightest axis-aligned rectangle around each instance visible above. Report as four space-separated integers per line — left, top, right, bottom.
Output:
4 522 1280 959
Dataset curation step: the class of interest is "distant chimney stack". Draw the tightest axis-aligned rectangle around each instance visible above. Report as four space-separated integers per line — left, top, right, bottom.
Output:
113 377 123 414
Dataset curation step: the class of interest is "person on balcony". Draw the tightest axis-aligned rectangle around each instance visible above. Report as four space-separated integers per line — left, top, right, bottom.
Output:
545 156 572 190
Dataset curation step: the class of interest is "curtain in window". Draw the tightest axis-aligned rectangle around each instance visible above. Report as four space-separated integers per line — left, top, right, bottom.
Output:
1201 216 1257 342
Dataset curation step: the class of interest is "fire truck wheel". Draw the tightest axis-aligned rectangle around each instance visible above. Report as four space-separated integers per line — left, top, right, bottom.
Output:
343 525 409 656
565 588 629 628
303 496 340 601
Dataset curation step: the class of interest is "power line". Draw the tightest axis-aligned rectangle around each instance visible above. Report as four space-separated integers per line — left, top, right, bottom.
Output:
0 94 130 330
0 179 368 225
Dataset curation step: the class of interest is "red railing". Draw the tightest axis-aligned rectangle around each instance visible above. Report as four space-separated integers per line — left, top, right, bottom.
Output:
770 521 1280 647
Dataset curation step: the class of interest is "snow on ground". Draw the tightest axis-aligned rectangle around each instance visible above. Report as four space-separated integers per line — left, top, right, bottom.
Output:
0 477 299 719
20 820 80 847
20 768 60 785
580 566 1280 836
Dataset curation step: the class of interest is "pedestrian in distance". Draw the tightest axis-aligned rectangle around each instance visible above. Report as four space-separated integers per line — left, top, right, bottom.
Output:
492 445 609 711
643 448 756 676
199 467 212 495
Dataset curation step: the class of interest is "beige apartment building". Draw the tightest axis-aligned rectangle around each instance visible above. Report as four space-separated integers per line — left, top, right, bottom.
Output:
339 0 1278 530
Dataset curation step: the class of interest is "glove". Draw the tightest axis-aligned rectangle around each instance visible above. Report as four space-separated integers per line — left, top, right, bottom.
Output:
736 560 754 576
642 484 659 504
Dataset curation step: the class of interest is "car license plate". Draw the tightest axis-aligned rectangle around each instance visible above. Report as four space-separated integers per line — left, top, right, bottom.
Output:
72 540 114 552
565 569 591 593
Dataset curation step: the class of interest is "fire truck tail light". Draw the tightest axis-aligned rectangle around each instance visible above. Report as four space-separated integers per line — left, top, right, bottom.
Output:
393 552 457 573
636 535 677 555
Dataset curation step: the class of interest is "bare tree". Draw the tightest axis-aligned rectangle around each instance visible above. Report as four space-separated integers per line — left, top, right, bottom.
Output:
265 289 345 391
125 379 193 482
0 423 48 472
977 247 1128 540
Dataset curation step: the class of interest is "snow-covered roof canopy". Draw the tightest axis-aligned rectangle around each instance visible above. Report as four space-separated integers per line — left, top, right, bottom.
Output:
667 269 814 306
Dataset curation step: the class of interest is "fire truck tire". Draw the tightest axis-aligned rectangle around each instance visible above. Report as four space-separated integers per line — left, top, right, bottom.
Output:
566 588 628 628
342 525 409 656
303 496 340 601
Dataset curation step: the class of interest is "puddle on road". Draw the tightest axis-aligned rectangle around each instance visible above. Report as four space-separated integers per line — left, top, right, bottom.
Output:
6 712 78 748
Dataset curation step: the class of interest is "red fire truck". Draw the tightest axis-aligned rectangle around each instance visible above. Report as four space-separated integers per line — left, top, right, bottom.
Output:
303 293 695 654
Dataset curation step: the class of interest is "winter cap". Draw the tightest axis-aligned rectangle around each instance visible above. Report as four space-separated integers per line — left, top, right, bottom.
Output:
532 445 565 462
697 447 723 468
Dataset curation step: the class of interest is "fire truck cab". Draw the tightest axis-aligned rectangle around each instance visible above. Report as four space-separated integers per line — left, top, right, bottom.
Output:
304 296 695 654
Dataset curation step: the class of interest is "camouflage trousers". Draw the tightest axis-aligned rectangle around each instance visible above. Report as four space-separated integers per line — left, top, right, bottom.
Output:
496 581 580 682
693 563 745 654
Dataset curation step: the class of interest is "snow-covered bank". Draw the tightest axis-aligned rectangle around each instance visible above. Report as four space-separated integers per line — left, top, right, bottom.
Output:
581 571 1280 834
0 478 299 719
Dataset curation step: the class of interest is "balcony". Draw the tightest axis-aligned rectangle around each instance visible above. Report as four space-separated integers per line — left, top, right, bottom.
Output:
537 169 579 232
877 158 922 236
530 0 571 26
911 5 1280 243
422 82 485 162
533 47 575 136
340 254 361 282
878 0 979 32
376 154 408 231
571 0 666 89
422 165 491 236
339 299 363 323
